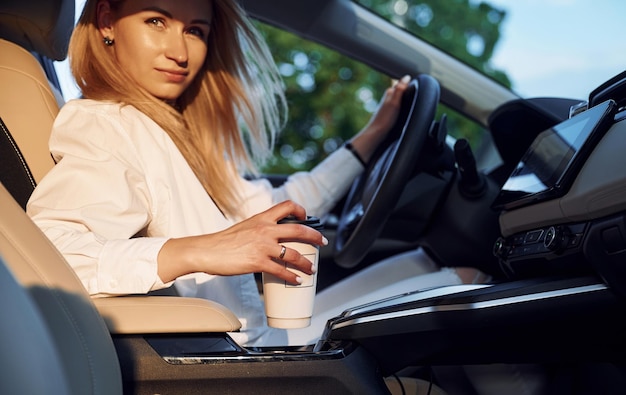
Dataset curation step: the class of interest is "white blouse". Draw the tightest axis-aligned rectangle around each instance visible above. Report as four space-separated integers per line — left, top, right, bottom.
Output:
27 99 363 345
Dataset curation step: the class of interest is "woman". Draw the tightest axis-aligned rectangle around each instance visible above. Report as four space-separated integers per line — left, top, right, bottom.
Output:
27 0 482 346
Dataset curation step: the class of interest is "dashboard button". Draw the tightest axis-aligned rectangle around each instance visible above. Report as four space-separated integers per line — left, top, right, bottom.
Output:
525 230 544 243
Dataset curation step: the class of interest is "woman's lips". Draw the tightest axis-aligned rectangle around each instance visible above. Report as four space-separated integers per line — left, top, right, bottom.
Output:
158 69 188 83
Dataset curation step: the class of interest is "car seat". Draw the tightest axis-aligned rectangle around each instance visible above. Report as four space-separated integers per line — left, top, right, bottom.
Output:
0 0 72 208
0 255 72 395
0 183 124 394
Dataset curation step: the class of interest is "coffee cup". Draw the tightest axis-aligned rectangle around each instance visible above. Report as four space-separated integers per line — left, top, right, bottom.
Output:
262 216 323 329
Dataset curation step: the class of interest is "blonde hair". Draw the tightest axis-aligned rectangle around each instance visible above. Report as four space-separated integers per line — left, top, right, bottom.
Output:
69 0 286 218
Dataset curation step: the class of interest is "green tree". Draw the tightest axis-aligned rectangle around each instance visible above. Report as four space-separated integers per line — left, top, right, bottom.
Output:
258 23 391 174
257 0 510 174
360 0 511 85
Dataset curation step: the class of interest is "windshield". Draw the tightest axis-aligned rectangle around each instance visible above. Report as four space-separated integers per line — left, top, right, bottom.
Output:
356 0 626 100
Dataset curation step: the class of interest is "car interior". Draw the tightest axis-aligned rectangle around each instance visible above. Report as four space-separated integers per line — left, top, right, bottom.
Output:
2 0 626 394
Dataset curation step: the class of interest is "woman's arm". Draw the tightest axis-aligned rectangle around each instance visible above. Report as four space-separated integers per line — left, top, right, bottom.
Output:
248 75 412 218
157 200 326 285
27 102 169 296
348 75 411 163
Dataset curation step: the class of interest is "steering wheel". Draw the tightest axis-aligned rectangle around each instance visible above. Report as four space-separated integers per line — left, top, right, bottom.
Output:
333 74 440 268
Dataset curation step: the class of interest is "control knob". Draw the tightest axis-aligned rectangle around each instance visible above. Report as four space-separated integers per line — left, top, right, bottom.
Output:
544 226 567 252
493 237 506 258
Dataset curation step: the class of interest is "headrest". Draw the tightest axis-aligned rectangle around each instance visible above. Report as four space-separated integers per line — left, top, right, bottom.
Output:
0 0 75 61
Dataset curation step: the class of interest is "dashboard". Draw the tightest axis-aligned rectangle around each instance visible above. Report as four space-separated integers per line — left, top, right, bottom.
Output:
493 91 626 283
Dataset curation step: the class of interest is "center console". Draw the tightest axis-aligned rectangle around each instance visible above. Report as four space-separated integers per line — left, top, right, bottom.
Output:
317 80 626 374
317 276 622 375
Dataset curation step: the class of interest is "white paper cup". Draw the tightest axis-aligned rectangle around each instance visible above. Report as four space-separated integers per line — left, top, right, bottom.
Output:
262 216 322 329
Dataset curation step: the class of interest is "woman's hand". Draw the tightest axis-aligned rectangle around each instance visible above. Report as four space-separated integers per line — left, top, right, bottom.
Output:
348 75 411 163
157 200 327 284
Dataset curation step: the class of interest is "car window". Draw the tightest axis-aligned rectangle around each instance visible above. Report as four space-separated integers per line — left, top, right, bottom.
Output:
256 22 389 174
256 21 493 174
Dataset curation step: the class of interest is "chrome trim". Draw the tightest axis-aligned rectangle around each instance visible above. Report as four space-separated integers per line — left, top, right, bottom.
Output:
341 284 492 317
331 283 608 331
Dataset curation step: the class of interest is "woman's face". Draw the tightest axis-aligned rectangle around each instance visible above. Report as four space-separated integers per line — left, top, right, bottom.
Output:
98 0 212 101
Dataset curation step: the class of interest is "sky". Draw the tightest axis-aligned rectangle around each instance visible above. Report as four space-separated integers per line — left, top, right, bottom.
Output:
487 0 626 100
58 0 626 102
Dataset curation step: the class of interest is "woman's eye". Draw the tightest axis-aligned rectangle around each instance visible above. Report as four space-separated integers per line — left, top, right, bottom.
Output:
187 27 206 39
146 18 165 28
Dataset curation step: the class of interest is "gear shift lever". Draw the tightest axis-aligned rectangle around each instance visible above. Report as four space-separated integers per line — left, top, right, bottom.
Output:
454 138 486 198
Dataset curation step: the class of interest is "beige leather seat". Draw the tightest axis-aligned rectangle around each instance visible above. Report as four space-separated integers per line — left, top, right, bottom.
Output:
0 0 72 184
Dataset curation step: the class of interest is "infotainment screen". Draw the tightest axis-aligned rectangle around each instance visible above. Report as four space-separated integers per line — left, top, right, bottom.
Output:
492 99 617 211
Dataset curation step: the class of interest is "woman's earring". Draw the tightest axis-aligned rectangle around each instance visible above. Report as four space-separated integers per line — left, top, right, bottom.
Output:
103 36 114 46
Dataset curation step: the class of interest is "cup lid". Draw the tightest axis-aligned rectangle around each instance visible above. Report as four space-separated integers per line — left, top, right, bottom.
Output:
278 215 323 230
